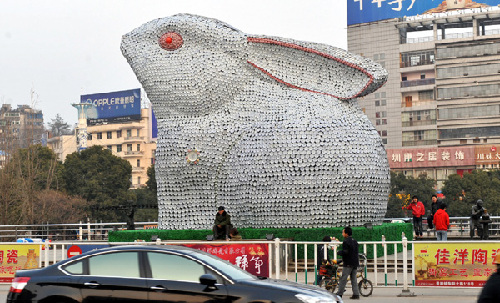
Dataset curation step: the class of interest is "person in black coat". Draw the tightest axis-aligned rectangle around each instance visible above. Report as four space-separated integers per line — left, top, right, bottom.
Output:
334 227 360 300
478 254 500 302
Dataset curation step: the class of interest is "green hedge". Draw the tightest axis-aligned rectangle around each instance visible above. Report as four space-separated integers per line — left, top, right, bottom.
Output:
109 223 412 259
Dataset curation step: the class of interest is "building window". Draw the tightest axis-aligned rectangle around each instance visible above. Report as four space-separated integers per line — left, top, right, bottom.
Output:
137 144 141 151
97 132 102 140
400 50 435 68
402 130 437 146
127 144 132 152
117 130 122 138
137 129 140 136
127 129 132 138
382 138 388 144
117 145 122 152
107 131 112 139
137 176 141 185
405 96 412 107
137 159 140 167
88 134 92 140
375 100 380 106
402 110 437 127
382 119 387 125
420 73 426 79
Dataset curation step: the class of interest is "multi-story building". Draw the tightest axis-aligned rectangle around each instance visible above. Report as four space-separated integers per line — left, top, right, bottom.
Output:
46 134 78 163
86 107 156 188
76 89 157 189
0 104 44 150
347 0 500 188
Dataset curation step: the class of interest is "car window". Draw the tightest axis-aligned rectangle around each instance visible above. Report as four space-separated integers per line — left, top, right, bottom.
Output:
193 253 255 281
147 252 205 282
88 252 140 278
63 260 84 275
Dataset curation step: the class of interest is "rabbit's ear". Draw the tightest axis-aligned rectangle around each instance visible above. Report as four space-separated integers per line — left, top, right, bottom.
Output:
247 36 387 100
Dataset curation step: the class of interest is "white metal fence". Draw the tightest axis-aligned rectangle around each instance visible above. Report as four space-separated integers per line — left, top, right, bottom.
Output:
1 216 500 241
8 236 494 291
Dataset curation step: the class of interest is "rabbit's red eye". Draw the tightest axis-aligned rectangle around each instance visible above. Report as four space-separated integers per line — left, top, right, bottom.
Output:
159 32 183 50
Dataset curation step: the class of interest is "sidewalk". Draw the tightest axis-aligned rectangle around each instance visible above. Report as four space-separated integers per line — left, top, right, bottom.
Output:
281 270 480 302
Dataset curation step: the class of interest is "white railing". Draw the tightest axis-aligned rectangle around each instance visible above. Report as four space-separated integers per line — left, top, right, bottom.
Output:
7 236 499 291
1 217 500 242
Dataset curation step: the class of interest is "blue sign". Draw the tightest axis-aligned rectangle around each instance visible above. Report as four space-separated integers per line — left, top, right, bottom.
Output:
348 0 500 26
81 89 141 125
152 110 157 139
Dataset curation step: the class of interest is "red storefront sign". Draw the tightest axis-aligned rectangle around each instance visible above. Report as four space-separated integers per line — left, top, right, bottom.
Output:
182 243 269 277
387 146 475 169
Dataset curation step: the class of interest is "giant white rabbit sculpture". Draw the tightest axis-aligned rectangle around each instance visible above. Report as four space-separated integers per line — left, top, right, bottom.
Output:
121 14 390 229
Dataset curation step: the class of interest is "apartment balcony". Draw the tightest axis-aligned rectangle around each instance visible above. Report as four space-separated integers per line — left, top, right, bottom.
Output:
123 150 144 157
401 78 435 88
123 136 144 143
402 119 437 127
132 167 145 172
402 139 438 147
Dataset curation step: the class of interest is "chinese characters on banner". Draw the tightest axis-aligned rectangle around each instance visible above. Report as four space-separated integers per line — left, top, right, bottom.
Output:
182 244 269 277
414 243 500 287
0 245 40 282
387 146 475 169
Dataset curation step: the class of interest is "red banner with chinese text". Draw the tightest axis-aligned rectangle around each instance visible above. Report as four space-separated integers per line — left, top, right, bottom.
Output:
414 243 500 287
0 244 40 283
182 243 269 277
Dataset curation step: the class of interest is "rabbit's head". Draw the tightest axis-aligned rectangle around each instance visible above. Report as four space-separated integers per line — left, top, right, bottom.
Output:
121 14 248 116
122 14 387 117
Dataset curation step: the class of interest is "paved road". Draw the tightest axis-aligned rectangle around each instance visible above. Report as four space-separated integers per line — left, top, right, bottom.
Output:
0 284 481 302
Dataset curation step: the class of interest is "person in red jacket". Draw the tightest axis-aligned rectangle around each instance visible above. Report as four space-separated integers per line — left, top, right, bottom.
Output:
433 203 450 241
402 196 425 239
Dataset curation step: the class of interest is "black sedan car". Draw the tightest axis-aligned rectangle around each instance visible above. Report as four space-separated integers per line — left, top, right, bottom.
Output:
7 245 342 303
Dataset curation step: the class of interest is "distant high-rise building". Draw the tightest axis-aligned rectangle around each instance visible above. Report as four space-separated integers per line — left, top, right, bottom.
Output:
347 1 500 188
0 104 44 150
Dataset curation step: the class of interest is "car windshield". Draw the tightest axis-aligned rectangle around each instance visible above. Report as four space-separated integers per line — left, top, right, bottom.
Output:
191 251 256 281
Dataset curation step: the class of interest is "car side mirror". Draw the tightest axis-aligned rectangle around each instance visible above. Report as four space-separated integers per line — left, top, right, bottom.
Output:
199 274 217 287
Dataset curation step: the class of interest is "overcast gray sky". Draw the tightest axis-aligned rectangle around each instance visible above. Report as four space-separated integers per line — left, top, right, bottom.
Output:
0 0 347 127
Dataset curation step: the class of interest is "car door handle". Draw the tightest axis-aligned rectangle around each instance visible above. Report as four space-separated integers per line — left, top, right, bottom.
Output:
84 282 100 287
150 285 167 291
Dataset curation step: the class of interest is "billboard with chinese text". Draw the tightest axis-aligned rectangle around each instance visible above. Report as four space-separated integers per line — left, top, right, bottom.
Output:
80 88 141 126
348 0 500 26
387 146 475 168
0 244 40 283
182 243 269 277
475 145 500 165
414 242 500 287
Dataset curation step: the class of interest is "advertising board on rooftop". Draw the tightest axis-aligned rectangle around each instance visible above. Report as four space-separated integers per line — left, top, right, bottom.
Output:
348 0 500 26
80 88 141 126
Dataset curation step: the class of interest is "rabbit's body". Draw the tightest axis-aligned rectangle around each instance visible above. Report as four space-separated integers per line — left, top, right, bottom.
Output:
122 14 390 229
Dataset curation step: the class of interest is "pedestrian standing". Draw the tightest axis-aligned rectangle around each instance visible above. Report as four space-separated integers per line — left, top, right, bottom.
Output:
334 227 360 300
471 199 484 239
427 194 441 230
433 203 449 241
403 196 425 239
